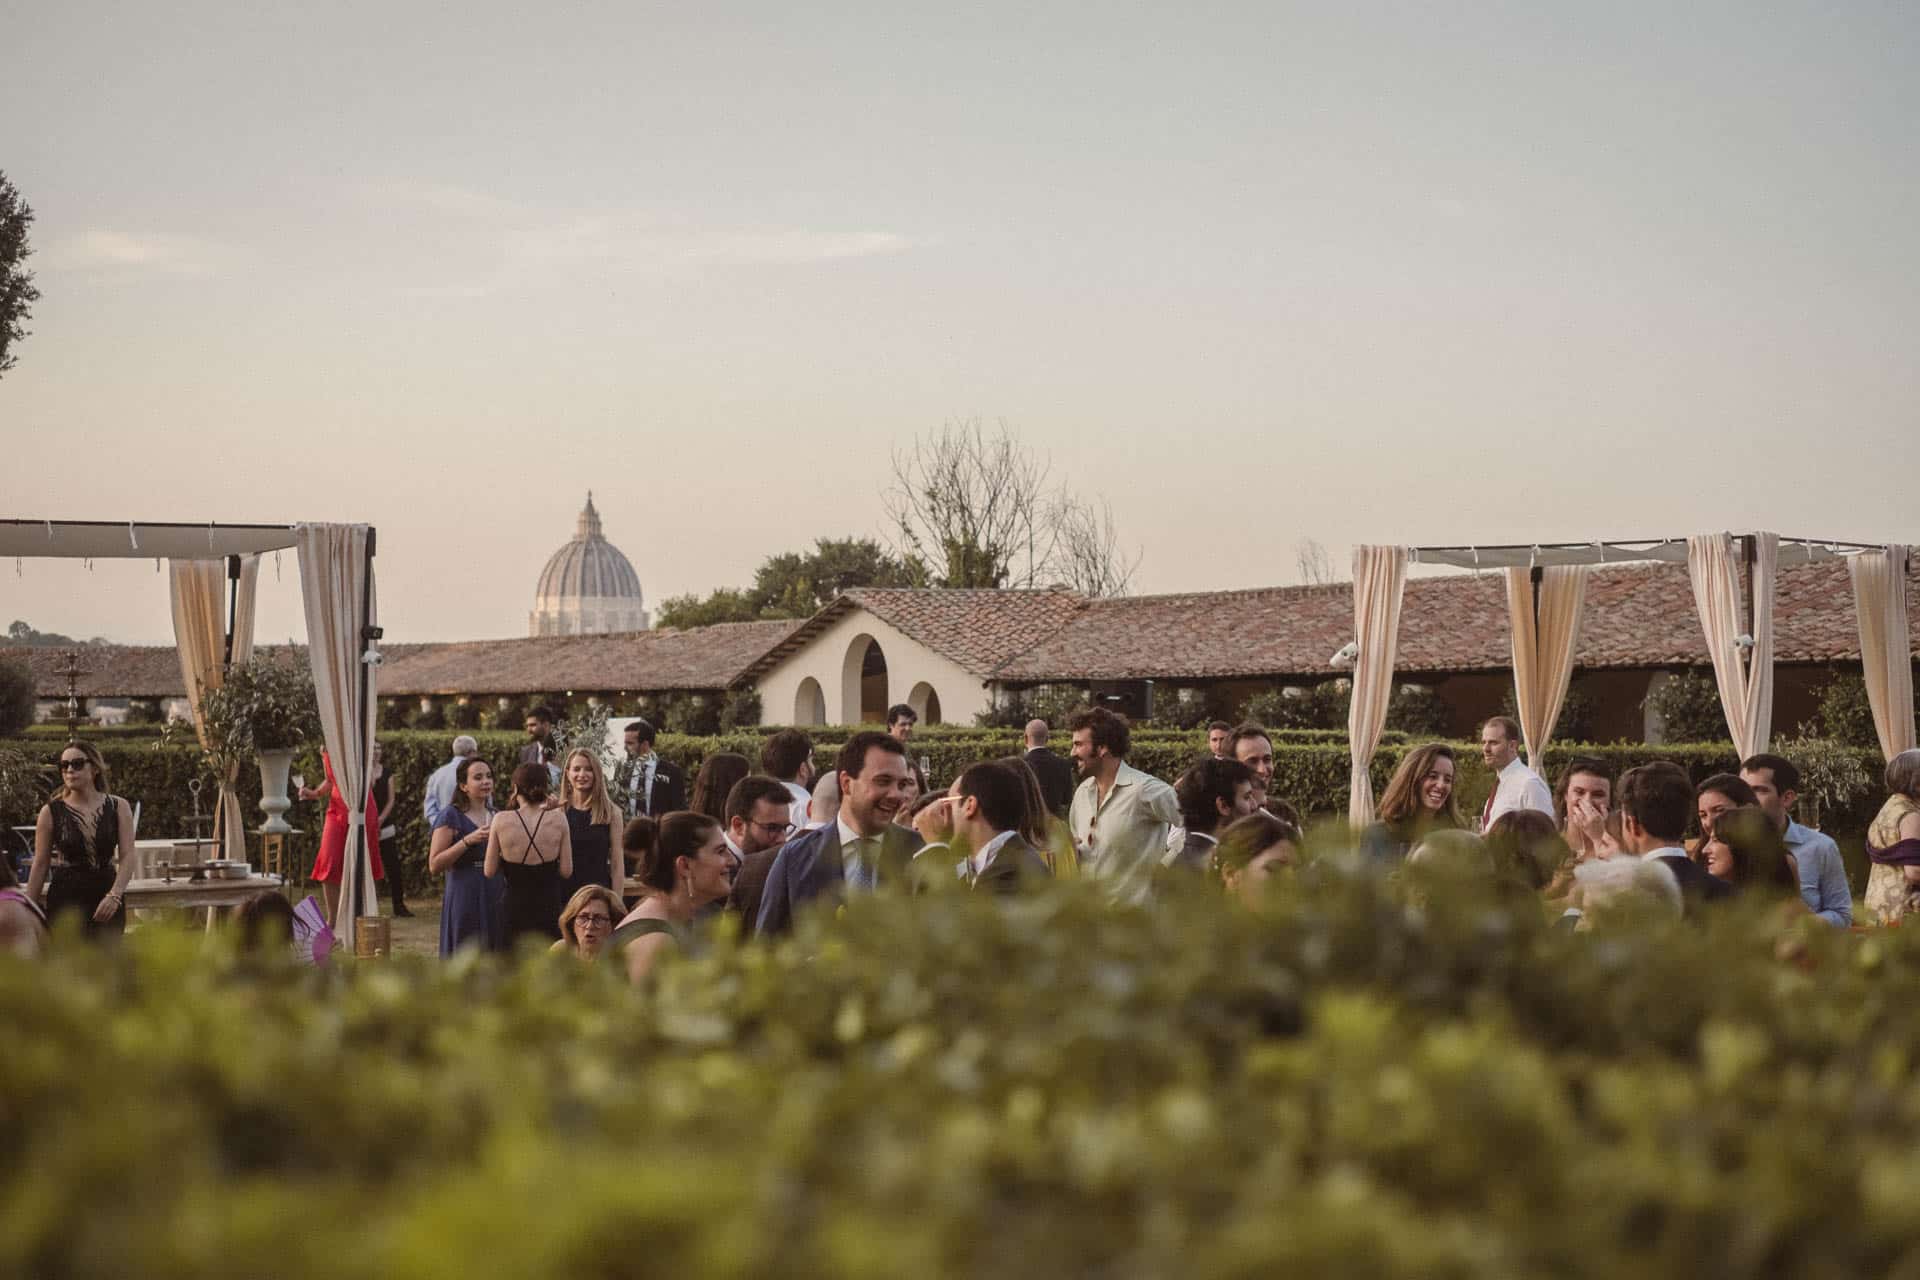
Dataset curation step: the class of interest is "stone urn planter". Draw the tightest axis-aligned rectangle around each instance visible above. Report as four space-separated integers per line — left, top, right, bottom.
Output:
257 749 297 834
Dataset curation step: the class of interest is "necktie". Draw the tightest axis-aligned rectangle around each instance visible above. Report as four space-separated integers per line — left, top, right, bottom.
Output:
849 836 879 891
1481 785 1496 832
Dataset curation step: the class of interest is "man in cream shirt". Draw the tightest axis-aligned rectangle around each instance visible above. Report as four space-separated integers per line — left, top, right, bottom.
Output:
1068 707 1179 905
1478 715 1554 830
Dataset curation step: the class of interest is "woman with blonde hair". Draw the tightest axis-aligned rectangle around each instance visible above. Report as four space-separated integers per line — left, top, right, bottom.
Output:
558 748 624 904
1360 743 1464 863
27 740 135 938
1864 749 1920 925
552 884 623 961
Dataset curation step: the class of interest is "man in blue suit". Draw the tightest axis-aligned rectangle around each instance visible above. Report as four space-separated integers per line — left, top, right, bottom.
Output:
754 730 923 936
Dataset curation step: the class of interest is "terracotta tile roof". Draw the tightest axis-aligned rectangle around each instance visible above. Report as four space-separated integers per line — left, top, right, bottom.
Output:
3 620 801 701
739 588 1090 681
378 620 802 695
992 560 1920 681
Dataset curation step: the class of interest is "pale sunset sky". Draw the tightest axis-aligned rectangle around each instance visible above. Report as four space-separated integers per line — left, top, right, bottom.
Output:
2 2 1915 644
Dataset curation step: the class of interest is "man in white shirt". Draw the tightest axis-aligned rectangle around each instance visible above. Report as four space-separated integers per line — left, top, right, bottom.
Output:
422 735 478 825
1068 707 1180 905
1479 716 1554 830
760 728 815 828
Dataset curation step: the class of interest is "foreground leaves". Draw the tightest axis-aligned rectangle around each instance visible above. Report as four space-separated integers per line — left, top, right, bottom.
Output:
4 869 1919 1278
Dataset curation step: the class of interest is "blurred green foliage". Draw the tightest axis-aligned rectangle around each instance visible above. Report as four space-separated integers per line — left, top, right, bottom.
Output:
4 871 1918 1277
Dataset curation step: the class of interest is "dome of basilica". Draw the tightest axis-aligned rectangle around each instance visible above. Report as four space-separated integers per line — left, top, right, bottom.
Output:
529 494 650 636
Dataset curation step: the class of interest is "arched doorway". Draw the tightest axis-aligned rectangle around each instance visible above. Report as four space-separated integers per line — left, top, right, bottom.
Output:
907 681 943 726
794 677 826 727
840 634 889 724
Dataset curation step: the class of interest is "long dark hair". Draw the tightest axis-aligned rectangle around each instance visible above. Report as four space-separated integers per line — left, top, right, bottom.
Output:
1377 744 1462 829
453 757 494 814
996 755 1052 847
690 753 752 822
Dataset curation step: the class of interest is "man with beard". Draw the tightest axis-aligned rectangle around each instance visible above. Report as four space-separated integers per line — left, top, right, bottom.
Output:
722 776 797 934
754 731 923 936
1068 707 1180 905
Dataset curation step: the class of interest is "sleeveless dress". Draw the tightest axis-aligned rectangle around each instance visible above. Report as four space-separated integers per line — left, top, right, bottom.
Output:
1864 794 1920 925
311 751 385 885
435 804 505 956
497 807 563 944
562 806 614 900
609 915 685 955
45 796 125 937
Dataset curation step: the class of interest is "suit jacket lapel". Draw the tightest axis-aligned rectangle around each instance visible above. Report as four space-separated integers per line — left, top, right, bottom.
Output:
807 824 846 899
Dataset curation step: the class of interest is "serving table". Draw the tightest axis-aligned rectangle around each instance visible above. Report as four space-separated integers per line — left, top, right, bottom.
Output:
122 874 287 932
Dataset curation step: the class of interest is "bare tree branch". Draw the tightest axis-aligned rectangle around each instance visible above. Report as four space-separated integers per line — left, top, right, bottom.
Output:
1294 537 1334 587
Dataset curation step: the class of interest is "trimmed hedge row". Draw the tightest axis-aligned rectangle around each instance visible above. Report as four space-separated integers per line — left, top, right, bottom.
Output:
5 731 1886 898
5 871 1920 1275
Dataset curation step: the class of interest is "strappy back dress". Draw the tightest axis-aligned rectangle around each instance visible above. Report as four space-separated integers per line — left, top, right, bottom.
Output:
499 807 563 943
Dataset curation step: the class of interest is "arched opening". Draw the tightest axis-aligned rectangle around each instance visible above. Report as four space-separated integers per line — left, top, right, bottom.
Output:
907 681 943 726
840 633 889 724
794 677 826 727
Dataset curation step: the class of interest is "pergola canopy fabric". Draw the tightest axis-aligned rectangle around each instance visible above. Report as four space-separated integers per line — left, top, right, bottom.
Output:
0 520 300 560
1411 537 1880 571
7 517 378 935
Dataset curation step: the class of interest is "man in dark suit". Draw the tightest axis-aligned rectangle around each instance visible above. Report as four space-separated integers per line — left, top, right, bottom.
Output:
914 760 1053 895
723 775 796 934
754 731 923 936
518 706 558 767
1617 761 1733 917
1023 719 1076 818
616 718 687 819
1167 756 1258 874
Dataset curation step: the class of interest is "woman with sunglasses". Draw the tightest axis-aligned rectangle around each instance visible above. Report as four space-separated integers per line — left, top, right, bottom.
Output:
28 741 135 938
551 885 623 961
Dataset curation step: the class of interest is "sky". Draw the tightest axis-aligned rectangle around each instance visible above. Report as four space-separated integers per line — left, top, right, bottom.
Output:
2 1 1916 645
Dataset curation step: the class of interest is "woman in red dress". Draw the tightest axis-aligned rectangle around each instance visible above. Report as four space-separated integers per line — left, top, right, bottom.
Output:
299 749 384 925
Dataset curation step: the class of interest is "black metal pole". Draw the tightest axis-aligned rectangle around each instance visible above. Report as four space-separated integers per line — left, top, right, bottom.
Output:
222 554 241 671
354 528 379 921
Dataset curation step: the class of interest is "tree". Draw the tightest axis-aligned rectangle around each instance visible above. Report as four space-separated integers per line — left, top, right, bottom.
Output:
0 657 35 735
655 538 915 629
1295 539 1335 587
654 588 762 631
0 171 38 378
885 419 1138 596
750 537 915 617
6 621 106 647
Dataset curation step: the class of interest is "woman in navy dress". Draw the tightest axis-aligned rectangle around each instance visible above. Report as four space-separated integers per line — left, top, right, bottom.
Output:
427 757 504 955
558 748 624 905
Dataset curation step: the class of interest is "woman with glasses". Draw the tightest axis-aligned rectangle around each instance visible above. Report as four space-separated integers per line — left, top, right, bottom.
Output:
427 757 505 955
558 748 624 904
28 741 135 938
611 812 733 983
551 885 623 961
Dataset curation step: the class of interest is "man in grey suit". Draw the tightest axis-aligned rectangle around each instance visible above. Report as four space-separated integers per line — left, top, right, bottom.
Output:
915 761 1054 894
754 731 923 936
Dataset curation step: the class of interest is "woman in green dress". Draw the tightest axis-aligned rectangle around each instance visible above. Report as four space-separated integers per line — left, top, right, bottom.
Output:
611 811 733 984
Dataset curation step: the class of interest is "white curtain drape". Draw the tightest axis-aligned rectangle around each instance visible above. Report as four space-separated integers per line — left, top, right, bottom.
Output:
168 555 261 860
1505 566 1588 764
1850 544 1915 761
1685 532 1778 758
1347 545 1408 827
296 524 377 944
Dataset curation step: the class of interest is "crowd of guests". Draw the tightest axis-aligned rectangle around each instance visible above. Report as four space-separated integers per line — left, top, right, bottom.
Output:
9 706 1920 969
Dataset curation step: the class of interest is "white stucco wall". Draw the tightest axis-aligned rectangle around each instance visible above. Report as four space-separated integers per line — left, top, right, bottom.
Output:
755 607 991 727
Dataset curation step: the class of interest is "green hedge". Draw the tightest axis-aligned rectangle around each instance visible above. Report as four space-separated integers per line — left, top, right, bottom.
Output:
5 872 1920 1275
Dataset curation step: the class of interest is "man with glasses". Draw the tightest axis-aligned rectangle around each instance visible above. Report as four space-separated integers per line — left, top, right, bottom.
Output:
722 775 796 933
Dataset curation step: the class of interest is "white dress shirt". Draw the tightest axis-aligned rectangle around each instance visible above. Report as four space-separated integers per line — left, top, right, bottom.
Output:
837 816 883 889
1069 761 1180 905
1484 756 1555 828
784 780 814 829
423 756 462 825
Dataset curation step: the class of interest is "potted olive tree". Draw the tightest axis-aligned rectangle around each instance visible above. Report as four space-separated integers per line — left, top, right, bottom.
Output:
200 660 322 836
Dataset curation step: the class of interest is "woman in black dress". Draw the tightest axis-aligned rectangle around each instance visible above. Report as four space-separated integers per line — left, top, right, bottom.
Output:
28 740 135 938
483 762 572 946
558 748 624 904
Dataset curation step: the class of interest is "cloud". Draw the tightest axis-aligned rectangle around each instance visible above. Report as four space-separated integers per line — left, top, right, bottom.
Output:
339 178 923 296
44 230 232 275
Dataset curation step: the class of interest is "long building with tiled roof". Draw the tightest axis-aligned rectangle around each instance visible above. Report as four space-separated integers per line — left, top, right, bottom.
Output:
11 557 1913 740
